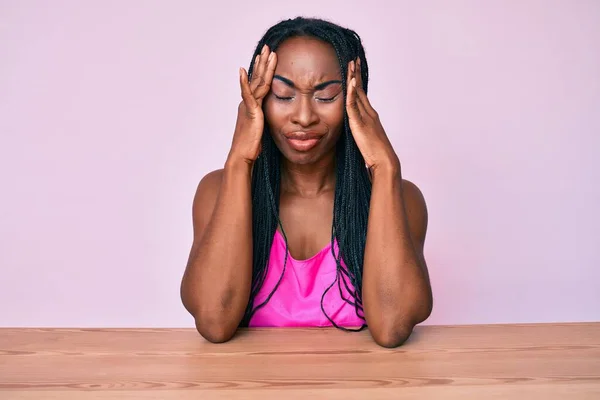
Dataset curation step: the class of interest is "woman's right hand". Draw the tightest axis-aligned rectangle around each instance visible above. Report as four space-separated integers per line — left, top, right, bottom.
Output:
228 44 278 165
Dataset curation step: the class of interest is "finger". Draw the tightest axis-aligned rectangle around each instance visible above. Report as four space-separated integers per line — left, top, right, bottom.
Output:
346 60 354 95
255 51 277 100
354 81 377 119
251 45 269 93
355 58 377 118
250 54 263 92
240 67 258 110
352 78 369 117
346 77 364 122
255 44 268 75
355 57 364 91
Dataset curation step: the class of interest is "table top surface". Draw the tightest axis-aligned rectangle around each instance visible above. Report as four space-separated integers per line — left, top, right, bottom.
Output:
1 323 599 399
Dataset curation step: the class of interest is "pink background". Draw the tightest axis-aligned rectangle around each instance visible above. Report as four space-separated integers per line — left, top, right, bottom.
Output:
1 1 599 327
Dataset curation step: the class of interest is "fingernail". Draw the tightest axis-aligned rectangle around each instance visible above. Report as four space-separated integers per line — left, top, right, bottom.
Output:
262 45 267 54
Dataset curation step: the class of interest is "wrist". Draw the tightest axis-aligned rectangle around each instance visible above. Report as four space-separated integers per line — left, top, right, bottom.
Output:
370 156 401 180
224 155 253 174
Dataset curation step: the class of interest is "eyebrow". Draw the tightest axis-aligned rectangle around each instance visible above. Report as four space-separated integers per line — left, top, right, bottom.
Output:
273 75 343 91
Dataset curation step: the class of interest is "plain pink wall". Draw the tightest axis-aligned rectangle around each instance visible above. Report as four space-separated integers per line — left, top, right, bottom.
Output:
1 1 599 327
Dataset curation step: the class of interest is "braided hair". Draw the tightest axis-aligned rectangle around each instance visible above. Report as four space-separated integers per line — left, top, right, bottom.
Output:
240 17 372 331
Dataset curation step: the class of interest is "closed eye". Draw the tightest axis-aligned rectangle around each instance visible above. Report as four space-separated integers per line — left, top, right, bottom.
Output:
316 96 337 103
274 94 338 103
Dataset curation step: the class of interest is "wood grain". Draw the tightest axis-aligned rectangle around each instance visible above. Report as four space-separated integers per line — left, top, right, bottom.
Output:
1 323 599 399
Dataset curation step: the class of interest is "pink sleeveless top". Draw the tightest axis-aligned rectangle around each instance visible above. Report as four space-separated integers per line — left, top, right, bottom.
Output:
249 230 364 328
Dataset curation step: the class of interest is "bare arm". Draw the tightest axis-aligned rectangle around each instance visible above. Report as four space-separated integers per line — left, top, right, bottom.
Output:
180 45 278 343
362 167 433 348
344 57 432 347
180 160 253 343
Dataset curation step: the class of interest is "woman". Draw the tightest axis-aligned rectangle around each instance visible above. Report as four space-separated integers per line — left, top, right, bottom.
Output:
181 17 432 348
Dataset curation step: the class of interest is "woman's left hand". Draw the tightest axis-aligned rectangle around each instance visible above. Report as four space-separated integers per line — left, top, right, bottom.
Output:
346 58 400 173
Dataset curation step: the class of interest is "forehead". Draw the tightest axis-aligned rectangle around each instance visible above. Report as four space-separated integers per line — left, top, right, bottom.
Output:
274 36 341 86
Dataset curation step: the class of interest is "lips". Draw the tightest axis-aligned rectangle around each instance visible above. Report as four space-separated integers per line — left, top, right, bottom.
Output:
284 131 323 152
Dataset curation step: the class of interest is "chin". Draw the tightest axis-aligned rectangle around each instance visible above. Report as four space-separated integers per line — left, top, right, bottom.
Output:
280 148 322 165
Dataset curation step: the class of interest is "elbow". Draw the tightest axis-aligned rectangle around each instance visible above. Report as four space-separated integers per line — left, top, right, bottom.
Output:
368 294 433 348
370 322 415 348
181 283 238 343
194 316 237 343
368 302 431 348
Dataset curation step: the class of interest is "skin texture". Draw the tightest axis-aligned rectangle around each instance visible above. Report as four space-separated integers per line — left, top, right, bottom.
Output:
181 37 432 347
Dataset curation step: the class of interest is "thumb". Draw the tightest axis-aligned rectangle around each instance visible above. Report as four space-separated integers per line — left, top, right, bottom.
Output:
240 68 259 114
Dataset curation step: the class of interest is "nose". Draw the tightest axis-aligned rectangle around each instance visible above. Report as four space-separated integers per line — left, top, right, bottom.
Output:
290 95 319 127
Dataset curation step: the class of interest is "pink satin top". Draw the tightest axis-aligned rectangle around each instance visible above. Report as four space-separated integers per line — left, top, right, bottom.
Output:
248 229 364 328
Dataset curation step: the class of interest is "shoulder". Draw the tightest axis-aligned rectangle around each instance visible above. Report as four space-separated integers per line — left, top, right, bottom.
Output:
194 169 224 207
401 179 427 213
196 169 224 193
191 169 224 238
401 178 428 245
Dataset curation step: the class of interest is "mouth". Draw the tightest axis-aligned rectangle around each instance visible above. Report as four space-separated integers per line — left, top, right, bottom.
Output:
284 131 323 152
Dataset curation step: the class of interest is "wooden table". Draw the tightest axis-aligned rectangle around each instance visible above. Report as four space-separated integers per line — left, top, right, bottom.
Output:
1 323 599 399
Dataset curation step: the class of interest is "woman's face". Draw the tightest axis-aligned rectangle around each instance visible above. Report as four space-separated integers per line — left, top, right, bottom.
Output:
263 36 345 165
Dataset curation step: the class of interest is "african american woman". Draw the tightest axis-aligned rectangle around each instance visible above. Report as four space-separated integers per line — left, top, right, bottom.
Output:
180 17 433 348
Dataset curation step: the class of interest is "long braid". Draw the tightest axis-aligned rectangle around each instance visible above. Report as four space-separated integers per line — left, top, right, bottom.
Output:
240 17 372 329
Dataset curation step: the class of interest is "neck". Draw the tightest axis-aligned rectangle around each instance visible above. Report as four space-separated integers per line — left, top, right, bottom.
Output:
281 152 336 197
